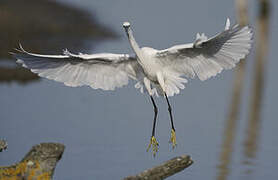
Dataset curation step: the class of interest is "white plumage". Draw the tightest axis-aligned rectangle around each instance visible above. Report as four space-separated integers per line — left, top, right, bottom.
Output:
14 45 142 90
12 18 253 155
13 18 252 97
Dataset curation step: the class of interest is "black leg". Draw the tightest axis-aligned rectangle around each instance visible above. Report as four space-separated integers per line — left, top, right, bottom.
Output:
150 95 158 137
147 95 159 156
165 93 175 131
165 93 177 148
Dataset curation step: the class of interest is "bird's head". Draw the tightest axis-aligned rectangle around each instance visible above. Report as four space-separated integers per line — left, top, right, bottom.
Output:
123 22 131 29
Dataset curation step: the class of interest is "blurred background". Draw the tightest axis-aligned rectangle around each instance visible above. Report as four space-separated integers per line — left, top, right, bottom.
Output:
0 0 277 179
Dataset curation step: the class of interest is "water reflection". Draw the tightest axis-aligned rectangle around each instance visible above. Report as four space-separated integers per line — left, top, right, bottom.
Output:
217 108 239 180
243 0 270 172
0 67 39 84
217 0 271 179
216 0 249 179
0 0 117 83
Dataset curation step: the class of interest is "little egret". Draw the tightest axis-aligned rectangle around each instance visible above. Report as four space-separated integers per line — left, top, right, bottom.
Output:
13 18 252 156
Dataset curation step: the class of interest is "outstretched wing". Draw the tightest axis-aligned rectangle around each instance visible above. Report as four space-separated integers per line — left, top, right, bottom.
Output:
13 45 142 90
156 18 253 81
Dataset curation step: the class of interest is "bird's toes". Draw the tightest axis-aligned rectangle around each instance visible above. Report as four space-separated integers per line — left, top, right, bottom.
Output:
147 136 159 157
169 129 177 149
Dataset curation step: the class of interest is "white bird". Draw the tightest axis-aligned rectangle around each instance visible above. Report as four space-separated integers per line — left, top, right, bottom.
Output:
13 18 252 156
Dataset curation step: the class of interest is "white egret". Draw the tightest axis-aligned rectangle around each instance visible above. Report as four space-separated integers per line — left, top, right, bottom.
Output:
12 18 252 156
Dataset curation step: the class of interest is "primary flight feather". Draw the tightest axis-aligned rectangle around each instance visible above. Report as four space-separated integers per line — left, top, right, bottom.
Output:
13 18 252 156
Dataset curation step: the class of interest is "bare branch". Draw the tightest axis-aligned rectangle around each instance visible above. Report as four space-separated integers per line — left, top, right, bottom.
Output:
0 143 65 180
123 155 193 180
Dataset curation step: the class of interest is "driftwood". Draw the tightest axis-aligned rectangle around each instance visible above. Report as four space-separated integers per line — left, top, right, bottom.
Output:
0 142 192 179
0 143 65 180
0 140 7 152
123 155 193 180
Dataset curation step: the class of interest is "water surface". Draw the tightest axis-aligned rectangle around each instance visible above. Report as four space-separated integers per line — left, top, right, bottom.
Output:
1 0 278 179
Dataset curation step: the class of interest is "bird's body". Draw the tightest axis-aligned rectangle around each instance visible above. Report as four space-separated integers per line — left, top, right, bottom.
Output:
13 18 253 156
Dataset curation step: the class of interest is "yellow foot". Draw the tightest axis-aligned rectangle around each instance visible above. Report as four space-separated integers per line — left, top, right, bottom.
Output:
147 136 159 157
170 129 177 149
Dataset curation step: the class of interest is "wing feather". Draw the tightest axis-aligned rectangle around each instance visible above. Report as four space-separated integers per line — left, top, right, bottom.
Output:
13 45 142 90
156 19 253 82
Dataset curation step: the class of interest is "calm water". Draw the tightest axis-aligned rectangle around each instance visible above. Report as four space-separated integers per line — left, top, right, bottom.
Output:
1 0 278 179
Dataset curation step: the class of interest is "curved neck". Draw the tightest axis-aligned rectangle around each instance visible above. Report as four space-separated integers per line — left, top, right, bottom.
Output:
125 27 142 59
